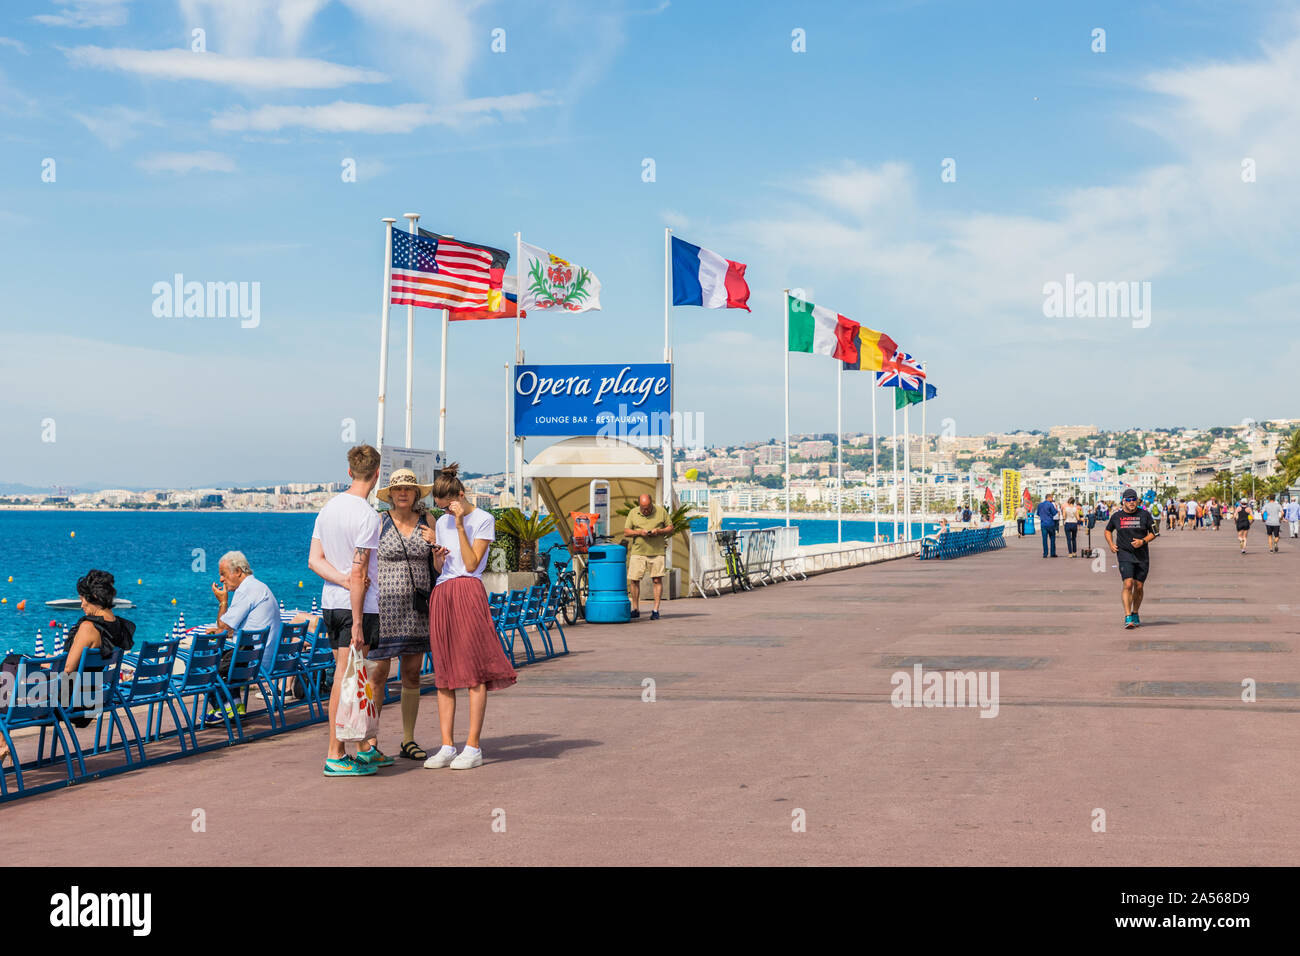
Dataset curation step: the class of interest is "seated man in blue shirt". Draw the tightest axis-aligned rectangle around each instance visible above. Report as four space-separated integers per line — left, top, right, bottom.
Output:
206 550 282 718
1036 493 1062 558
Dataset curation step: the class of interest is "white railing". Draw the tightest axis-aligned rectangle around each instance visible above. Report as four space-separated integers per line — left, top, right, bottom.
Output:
688 527 919 596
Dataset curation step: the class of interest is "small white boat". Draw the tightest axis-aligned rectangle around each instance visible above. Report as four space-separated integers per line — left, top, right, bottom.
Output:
44 598 136 609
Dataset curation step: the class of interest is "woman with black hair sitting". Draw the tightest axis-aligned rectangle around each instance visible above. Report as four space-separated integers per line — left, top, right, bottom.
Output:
0 570 135 764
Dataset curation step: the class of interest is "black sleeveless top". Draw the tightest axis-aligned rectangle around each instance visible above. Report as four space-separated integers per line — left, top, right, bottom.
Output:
74 614 136 659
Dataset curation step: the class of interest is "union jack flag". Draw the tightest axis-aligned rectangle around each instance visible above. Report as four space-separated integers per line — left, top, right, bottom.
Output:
875 363 923 390
882 350 925 379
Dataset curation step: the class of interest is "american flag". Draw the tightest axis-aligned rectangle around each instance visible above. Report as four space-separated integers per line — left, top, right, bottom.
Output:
390 229 496 310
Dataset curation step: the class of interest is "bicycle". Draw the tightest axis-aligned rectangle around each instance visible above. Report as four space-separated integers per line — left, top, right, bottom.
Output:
536 542 587 624
715 530 752 593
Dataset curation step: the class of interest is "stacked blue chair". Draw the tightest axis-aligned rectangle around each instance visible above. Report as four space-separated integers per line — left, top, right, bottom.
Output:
499 589 536 667
296 621 337 721
519 585 553 658
539 586 569 656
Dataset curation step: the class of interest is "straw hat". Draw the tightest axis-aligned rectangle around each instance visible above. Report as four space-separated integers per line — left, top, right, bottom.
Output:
376 468 433 503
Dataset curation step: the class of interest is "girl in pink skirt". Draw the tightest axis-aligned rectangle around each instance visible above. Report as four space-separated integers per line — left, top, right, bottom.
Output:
420 463 516 770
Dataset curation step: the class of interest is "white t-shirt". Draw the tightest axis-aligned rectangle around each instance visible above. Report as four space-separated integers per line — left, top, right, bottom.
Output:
435 508 495 583
312 493 381 612
1262 501 1282 525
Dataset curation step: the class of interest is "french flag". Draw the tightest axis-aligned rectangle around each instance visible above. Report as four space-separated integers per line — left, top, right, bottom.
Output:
670 236 751 311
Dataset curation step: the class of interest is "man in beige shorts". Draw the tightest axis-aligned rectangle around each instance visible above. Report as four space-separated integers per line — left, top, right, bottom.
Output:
623 493 672 620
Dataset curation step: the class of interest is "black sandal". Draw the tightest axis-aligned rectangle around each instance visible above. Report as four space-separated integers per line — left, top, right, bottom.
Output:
399 741 427 760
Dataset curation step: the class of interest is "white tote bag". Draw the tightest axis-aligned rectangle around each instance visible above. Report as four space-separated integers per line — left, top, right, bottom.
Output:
334 647 379 742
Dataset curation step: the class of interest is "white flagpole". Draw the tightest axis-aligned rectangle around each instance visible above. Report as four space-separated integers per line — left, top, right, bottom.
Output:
784 290 791 528
436 235 454 461
376 217 397 452
836 361 843 544
663 227 674 511
504 363 511 499
892 398 898 541
871 374 878 541
921 365 928 527
903 402 911 539
514 232 524 506
402 213 419 447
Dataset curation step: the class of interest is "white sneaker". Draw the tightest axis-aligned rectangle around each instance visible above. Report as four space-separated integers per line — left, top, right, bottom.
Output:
450 747 482 770
423 745 458 769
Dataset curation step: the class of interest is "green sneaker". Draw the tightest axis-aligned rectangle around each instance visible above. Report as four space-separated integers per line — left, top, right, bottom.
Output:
324 756 377 777
1124 614 1136 629
354 747 394 768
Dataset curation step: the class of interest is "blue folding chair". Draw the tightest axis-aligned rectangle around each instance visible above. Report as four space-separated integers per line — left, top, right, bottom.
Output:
60 647 133 780
257 622 311 732
0 655 79 800
103 638 187 764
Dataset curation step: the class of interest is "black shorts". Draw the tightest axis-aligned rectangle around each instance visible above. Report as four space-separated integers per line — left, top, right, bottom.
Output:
1117 554 1150 582
1266 525 1281 536
321 608 379 650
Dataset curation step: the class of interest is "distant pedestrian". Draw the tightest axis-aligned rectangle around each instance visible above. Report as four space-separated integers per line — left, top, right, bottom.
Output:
1261 495 1283 553
1036 492 1061 558
1234 501 1252 554
1177 500 1188 529
1284 498 1300 539
1062 497 1082 557
1015 504 1027 537
1210 499 1222 530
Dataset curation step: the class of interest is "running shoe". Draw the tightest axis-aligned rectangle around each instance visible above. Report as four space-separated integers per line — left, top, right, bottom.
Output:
650 610 660 620
353 747 394 768
324 756 377 777
1124 614 1136 629
1132 613 1141 628
450 747 483 770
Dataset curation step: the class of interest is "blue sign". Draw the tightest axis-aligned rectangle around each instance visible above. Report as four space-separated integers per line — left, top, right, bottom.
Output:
514 363 672 437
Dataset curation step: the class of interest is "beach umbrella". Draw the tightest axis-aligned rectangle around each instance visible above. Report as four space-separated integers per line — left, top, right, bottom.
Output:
34 631 44 657
708 495 723 534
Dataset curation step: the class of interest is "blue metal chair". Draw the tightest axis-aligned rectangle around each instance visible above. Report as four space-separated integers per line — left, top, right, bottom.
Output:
216 627 271 741
520 585 554 658
60 647 133 780
172 632 238 749
103 638 187 764
256 622 311 732
499 589 536 667
0 655 79 800
539 584 570 655
297 623 337 721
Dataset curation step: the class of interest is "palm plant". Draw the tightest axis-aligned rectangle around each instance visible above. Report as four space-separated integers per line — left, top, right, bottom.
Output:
496 509 557 572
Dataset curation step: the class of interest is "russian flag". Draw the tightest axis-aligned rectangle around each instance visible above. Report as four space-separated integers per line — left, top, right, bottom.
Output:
670 236 751 311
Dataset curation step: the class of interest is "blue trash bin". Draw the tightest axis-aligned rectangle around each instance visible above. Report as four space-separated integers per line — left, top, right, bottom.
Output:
1024 513 1036 535
584 544 631 624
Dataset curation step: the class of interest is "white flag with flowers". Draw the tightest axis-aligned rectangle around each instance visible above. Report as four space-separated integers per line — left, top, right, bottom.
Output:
519 241 602 314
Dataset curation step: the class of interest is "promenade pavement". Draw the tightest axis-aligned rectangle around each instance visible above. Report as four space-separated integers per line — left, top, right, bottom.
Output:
6 520 1297 866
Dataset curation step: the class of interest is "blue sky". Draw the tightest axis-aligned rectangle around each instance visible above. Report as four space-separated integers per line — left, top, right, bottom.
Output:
1 0 1297 488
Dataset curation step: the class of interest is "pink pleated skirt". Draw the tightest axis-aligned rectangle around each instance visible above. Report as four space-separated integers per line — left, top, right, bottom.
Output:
428 576 517 691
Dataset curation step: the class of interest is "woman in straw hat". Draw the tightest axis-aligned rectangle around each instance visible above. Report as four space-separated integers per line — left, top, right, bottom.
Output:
357 468 442 765
420 463 516 771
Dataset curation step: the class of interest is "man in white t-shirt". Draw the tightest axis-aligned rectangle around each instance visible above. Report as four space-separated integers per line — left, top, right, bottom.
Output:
307 444 383 777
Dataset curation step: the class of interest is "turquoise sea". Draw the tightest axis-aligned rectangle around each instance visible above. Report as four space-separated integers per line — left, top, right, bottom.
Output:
0 511 936 655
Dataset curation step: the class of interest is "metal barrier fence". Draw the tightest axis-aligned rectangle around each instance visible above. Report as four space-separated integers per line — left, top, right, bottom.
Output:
690 527 921 597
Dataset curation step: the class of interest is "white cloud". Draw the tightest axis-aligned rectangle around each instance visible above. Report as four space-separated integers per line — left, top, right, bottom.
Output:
72 104 163 148
211 92 556 133
62 45 388 88
177 0 331 56
339 0 478 102
33 0 131 28
0 37 29 54
662 209 690 229
137 150 237 173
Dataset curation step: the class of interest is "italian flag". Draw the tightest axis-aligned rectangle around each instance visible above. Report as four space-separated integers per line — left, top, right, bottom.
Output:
787 295 858 361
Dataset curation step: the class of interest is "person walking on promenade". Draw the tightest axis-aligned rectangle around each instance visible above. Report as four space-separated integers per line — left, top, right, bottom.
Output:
422 463 516 772
1105 488 1156 629
1177 499 1188 529
624 493 673 619
1210 498 1222 531
1284 497 1300 540
1036 492 1061 558
1062 497 1082 557
363 469 437 764
1234 500 1252 554
308 444 383 778
1015 503 1027 537
1261 494 1283 553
